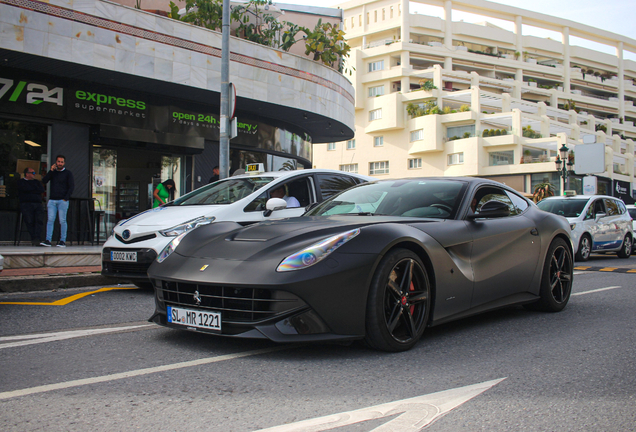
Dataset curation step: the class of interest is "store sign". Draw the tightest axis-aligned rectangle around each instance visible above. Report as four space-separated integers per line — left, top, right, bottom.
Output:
0 69 311 158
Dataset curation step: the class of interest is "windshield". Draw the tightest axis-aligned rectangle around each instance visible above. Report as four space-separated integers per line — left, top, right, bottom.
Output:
537 198 589 217
171 177 275 206
306 179 466 219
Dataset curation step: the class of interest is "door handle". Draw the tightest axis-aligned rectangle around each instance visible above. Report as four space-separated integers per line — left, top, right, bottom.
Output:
530 228 539 236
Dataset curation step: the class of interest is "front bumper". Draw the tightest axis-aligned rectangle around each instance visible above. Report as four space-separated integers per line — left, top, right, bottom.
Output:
102 248 158 280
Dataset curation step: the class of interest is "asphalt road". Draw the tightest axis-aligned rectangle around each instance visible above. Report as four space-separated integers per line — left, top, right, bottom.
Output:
1 254 635 431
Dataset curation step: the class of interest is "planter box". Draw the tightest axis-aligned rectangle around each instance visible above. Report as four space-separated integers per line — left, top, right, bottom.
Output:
528 82 537 87
526 58 537 64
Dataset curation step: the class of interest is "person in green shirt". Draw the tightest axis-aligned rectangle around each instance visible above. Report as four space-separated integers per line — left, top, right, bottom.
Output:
153 179 175 208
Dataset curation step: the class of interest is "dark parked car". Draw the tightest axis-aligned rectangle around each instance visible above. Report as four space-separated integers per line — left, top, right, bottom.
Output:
148 177 574 352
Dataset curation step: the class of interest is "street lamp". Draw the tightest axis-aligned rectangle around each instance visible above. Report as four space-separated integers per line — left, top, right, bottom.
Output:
555 143 574 195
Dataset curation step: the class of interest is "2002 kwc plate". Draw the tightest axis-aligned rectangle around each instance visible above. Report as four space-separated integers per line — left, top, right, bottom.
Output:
167 305 221 331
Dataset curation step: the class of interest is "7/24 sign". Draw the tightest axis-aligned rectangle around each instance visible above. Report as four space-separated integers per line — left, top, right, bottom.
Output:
0 77 63 106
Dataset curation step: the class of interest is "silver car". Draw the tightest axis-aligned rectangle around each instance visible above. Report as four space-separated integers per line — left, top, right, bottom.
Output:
538 195 633 261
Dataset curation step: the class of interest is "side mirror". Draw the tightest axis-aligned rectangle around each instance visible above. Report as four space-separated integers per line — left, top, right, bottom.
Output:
264 198 287 217
467 200 511 220
595 212 606 221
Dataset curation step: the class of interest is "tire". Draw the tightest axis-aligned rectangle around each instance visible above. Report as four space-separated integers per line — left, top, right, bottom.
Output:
575 235 591 262
364 249 431 352
617 235 632 258
533 238 573 312
133 281 154 290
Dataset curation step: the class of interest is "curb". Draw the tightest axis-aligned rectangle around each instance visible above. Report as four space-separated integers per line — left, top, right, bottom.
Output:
0 274 124 293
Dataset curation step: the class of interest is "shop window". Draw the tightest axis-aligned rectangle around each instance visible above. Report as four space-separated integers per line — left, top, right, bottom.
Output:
0 118 48 212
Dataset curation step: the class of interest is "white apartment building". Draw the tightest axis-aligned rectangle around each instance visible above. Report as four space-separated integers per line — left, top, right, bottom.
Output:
313 0 636 198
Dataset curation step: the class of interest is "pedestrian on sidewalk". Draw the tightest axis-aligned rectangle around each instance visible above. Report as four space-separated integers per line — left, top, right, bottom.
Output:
17 167 45 246
41 155 74 247
152 179 175 208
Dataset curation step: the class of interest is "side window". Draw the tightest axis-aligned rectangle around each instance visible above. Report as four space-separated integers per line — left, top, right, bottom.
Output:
505 191 529 215
316 174 363 200
471 187 515 217
616 200 627 215
585 203 594 220
243 177 313 212
604 199 619 216
594 199 606 215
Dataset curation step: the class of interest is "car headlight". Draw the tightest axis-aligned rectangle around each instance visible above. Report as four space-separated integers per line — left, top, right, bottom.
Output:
276 228 360 272
159 216 216 237
570 223 576 231
156 231 188 263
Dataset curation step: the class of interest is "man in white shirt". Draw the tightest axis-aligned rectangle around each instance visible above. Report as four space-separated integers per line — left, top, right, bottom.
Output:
270 185 300 208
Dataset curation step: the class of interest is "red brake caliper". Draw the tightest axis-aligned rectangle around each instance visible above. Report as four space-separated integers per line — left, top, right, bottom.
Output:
409 281 415 314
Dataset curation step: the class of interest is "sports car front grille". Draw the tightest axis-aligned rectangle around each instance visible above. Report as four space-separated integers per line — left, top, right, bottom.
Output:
159 281 306 323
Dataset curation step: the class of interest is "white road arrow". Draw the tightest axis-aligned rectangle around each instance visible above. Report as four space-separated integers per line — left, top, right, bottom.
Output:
255 378 506 432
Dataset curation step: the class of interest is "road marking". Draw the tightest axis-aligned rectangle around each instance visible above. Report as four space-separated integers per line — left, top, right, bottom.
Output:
0 323 155 349
599 267 617 272
255 378 506 432
572 286 622 296
0 345 293 400
0 286 138 306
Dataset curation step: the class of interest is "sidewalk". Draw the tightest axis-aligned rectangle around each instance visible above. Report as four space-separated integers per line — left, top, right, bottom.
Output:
0 245 119 292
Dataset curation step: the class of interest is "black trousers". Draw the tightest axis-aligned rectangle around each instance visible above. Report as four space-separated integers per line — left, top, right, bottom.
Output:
20 202 45 243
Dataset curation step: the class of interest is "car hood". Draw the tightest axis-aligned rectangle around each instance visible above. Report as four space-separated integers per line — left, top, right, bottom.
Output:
175 215 435 261
118 205 222 229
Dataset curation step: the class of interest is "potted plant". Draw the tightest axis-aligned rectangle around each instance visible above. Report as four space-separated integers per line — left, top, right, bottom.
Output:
532 183 555 203
523 149 532 163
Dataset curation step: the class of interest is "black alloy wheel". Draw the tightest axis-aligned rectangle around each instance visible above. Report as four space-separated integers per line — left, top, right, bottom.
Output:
533 238 573 312
365 249 431 352
575 235 591 262
617 235 632 258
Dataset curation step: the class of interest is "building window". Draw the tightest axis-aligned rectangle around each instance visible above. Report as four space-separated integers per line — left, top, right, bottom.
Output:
346 139 356 149
368 60 384 72
368 85 385 97
410 129 423 142
374 136 384 147
370 161 389 175
366 12 369 25
390 6 393 18
340 164 358 173
359 14 362 26
327 142 336 151
374 10 377 22
489 150 514 166
408 158 422 169
382 8 385 20
351 17 354 28
447 152 464 165
369 109 382 121
447 125 475 140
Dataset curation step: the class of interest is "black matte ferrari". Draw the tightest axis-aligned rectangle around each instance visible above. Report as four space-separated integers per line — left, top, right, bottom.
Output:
148 177 574 352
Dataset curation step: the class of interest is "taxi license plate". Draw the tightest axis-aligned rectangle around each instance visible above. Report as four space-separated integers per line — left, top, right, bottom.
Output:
111 251 137 262
167 306 221 331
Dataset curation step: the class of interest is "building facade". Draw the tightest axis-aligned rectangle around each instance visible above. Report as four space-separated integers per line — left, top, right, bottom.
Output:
313 0 636 200
0 0 354 241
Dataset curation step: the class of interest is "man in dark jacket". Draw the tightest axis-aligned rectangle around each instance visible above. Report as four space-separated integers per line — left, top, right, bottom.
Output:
41 155 74 247
17 167 45 246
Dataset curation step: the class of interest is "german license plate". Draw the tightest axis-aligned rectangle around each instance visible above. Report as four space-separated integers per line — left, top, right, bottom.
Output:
111 251 137 262
167 306 221 331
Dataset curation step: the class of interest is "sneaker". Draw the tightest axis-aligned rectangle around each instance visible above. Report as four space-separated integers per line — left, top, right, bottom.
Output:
56 241 66 248
40 240 51 247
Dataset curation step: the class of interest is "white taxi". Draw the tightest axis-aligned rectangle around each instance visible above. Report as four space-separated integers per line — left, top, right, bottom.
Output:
537 195 633 261
102 167 372 286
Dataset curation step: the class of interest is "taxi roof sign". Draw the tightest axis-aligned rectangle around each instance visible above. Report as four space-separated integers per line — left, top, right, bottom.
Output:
245 163 264 174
